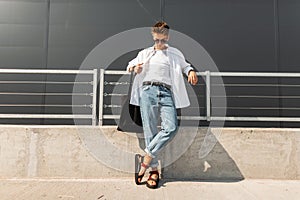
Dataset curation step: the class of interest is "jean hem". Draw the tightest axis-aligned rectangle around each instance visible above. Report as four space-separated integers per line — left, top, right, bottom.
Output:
144 148 156 158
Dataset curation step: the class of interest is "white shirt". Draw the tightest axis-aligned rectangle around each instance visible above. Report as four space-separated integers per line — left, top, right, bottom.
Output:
143 49 172 86
127 44 194 108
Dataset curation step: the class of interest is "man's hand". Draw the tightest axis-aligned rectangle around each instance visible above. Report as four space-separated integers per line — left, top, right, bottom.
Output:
188 70 198 85
129 63 143 74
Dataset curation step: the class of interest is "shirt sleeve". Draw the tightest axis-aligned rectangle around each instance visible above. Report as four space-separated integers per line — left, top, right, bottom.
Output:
126 57 137 72
177 53 194 76
171 47 195 76
126 51 142 72
183 64 194 76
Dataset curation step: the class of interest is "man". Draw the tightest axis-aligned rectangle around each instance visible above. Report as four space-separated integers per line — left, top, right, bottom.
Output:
127 21 198 189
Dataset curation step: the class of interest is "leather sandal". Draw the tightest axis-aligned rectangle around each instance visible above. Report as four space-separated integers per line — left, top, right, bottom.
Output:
146 170 159 189
135 154 148 185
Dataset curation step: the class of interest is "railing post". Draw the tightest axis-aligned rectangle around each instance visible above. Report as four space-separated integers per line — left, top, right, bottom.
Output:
92 69 97 126
98 69 105 126
205 70 211 121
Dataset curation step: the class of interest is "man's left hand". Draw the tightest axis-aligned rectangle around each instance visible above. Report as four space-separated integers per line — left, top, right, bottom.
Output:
188 71 198 85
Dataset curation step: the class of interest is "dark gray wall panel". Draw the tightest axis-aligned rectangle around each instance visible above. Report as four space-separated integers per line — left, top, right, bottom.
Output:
278 0 300 127
279 0 300 71
0 0 47 124
0 0 46 68
48 0 161 68
165 0 276 72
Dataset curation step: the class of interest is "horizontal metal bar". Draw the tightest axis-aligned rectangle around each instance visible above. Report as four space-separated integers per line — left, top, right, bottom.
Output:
103 93 205 98
103 70 300 77
103 115 300 122
0 69 95 74
103 105 206 109
103 115 120 119
211 116 300 122
0 81 92 85
104 70 205 76
209 72 300 77
0 114 93 119
104 81 129 86
213 107 300 110
0 104 91 107
0 92 92 96
178 116 207 120
212 95 300 99
104 71 129 75
103 93 125 97
103 105 121 108
102 115 207 120
219 84 300 87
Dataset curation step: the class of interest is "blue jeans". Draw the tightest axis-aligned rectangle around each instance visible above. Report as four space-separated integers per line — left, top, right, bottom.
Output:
140 84 178 168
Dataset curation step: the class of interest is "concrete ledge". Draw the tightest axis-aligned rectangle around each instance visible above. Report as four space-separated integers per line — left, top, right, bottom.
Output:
0 126 299 180
163 128 300 180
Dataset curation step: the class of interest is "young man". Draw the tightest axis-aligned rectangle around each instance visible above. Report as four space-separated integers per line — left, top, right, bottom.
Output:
127 21 198 189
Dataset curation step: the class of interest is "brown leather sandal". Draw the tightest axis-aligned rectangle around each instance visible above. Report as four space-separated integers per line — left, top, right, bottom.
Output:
146 171 159 189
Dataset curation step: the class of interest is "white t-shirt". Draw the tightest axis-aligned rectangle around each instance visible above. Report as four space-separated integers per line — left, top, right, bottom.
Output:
143 49 172 86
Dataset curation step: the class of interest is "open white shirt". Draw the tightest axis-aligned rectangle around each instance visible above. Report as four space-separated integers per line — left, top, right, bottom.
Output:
127 44 194 108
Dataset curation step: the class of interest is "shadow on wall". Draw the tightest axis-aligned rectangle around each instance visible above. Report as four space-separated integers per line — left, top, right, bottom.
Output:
137 128 244 181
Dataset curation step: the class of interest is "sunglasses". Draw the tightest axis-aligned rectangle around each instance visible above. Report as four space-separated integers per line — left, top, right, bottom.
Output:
154 39 167 44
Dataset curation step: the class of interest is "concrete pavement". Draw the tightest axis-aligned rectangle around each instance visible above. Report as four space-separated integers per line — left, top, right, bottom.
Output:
0 178 299 200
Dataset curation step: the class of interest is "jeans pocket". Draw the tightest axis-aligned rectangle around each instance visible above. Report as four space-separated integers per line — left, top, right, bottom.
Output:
142 85 150 91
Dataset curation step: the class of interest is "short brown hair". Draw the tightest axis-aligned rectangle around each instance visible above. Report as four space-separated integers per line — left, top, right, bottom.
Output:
151 21 170 35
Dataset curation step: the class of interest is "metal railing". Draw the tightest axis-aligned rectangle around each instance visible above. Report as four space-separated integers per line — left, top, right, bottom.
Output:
1 69 300 126
99 70 300 125
207 72 300 122
0 69 98 125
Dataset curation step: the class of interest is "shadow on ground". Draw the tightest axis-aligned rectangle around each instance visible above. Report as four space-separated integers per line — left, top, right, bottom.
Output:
136 128 244 189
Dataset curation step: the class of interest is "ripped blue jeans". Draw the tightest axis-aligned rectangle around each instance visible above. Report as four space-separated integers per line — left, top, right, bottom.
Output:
140 84 178 168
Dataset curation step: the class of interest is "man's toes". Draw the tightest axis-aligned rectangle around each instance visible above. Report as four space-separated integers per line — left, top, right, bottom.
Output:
147 180 155 186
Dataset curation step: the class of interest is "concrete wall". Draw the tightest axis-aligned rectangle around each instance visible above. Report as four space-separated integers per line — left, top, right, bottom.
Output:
0 126 299 180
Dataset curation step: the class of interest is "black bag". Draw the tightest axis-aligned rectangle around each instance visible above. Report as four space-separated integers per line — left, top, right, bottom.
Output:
117 71 143 133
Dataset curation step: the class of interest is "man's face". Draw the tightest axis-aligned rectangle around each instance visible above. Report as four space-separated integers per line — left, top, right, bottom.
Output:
152 33 169 50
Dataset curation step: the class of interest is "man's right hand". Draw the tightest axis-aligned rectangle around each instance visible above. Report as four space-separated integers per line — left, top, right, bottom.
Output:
129 63 143 74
